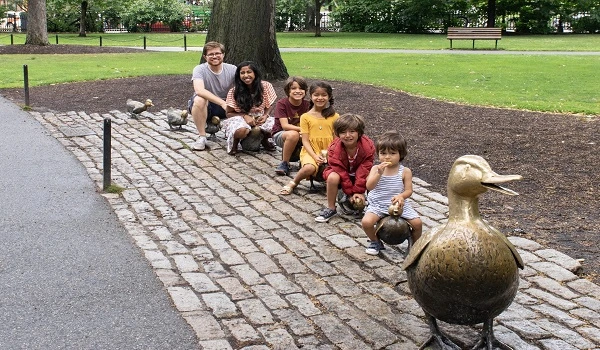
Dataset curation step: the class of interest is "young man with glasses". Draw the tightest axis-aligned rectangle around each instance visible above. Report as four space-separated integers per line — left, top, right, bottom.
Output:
189 41 237 150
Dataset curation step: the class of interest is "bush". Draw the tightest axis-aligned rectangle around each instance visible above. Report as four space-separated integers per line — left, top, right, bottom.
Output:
571 11 600 33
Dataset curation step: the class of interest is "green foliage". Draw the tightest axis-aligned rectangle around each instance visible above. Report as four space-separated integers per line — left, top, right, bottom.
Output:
331 0 483 33
276 0 308 31
121 0 191 32
0 5 8 19
571 5 600 33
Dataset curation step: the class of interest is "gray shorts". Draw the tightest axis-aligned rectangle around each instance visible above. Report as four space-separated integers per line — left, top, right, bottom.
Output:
273 131 285 148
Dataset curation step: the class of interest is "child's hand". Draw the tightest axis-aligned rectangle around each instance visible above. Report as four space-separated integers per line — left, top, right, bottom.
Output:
315 154 326 165
391 195 405 207
377 162 392 174
256 115 267 126
243 114 255 126
351 193 365 204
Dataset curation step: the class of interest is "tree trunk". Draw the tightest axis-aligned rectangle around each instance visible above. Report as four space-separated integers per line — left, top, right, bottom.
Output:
486 0 496 28
25 0 49 46
79 1 88 37
305 6 315 31
206 0 288 80
315 0 322 37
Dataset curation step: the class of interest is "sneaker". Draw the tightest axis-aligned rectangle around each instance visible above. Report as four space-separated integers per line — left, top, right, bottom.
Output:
192 136 206 151
365 240 385 255
315 208 337 223
275 161 290 176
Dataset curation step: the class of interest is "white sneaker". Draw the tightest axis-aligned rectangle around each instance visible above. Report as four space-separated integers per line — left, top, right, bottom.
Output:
192 136 206 151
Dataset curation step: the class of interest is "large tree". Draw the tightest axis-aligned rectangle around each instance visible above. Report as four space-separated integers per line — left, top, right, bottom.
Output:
25 0 50 45
206 0 287 80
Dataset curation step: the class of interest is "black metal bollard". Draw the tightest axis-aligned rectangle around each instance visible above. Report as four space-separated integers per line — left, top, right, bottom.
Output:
100 36 103 47
143 36 147 50
184 34 187 51
23 65 29 107
55 34 59 44
103 118 112 191
10 33 13 45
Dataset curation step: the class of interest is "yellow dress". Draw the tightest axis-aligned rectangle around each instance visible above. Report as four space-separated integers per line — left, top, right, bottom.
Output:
299 112 340 175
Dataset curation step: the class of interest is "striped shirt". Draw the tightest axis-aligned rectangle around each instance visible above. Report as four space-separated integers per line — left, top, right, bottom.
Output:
366 165 419 219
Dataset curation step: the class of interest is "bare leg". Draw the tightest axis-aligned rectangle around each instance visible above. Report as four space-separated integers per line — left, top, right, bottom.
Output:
408 217 423 243
325 172 340 210
361 212 380 242
281 131 300 162
280 164 316 195
229 128 249 155
191 95 208 137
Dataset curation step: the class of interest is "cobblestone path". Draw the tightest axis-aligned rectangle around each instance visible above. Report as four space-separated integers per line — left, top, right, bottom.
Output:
30 109 600 350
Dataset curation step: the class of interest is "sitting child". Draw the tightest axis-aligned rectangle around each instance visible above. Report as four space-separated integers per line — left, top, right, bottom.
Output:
272 76 310 176
280 82 339 195
361 131 423 255
315 114 375 223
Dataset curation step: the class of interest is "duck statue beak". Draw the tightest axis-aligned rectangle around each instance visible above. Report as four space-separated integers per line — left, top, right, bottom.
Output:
481 173 523 196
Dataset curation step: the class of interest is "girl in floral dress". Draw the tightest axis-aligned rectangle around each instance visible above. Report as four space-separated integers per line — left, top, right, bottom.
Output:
222 61 277 155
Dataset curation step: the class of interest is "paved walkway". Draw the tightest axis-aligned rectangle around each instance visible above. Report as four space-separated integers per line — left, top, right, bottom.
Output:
0 97 198 350
25 107 600 349
135 46 600 55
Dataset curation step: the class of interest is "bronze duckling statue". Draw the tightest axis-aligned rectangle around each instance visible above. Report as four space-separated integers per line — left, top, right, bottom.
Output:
126 98 154 119
166 107 188 130
376 202 413 246
239 126 263 152
402 155 524 350
205 115 221 139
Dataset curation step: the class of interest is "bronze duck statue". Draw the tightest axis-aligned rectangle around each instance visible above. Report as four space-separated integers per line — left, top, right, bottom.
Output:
402 155 524 350
240 126 263 152
205 115 221 139
166 107 188 130
126 98 154 119
376 202 413 246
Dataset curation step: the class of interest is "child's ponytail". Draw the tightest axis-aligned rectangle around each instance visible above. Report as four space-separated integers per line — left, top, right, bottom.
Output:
322 96 336 118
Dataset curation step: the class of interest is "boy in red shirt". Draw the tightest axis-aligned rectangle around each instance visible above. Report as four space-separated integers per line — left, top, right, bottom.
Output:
315 114 375 222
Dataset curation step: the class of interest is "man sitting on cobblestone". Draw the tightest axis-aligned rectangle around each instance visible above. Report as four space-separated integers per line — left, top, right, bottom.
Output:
189 41 236 151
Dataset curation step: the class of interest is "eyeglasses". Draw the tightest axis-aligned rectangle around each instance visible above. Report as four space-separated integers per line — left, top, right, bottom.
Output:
205 52 223 57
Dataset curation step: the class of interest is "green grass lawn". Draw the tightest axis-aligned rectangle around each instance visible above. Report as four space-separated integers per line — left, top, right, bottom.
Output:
1 32 599 115
3 32 600 51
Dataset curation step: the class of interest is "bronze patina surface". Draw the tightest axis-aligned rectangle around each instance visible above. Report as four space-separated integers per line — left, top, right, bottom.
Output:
402 155 524 350
376 203 412 246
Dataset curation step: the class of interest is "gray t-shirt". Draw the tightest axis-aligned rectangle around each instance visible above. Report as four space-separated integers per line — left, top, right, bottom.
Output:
191 63 237 100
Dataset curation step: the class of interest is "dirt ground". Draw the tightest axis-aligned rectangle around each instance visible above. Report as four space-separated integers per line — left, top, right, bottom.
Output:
1 44 598 284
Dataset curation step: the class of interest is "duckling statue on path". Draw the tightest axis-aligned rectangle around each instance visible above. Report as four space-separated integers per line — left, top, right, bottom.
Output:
166 107 188 130
126 98 154 119
402 155 524 350
205 115 221 139
376 202 413 246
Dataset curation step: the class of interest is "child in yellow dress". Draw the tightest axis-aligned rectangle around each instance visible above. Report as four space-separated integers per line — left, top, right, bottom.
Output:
280 82 339 195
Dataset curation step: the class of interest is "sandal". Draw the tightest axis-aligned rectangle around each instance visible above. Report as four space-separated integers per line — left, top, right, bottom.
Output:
280 181 297 195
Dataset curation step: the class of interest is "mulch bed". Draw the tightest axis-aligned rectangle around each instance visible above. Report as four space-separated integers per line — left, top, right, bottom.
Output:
2 44 598 284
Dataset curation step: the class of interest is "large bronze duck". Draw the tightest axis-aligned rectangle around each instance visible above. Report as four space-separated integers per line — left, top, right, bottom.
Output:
402 155 524 350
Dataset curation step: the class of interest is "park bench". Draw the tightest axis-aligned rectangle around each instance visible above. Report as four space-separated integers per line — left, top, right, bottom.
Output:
447 27 502 49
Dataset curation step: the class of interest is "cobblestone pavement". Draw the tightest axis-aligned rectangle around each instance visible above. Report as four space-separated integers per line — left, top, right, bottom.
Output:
31 109 600 350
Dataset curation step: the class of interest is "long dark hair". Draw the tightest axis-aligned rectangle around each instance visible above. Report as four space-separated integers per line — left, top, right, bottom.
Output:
233 61 264 113
308 82 335 118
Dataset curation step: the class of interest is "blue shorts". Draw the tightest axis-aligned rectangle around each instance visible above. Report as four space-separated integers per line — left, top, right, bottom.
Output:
188 95 227 119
